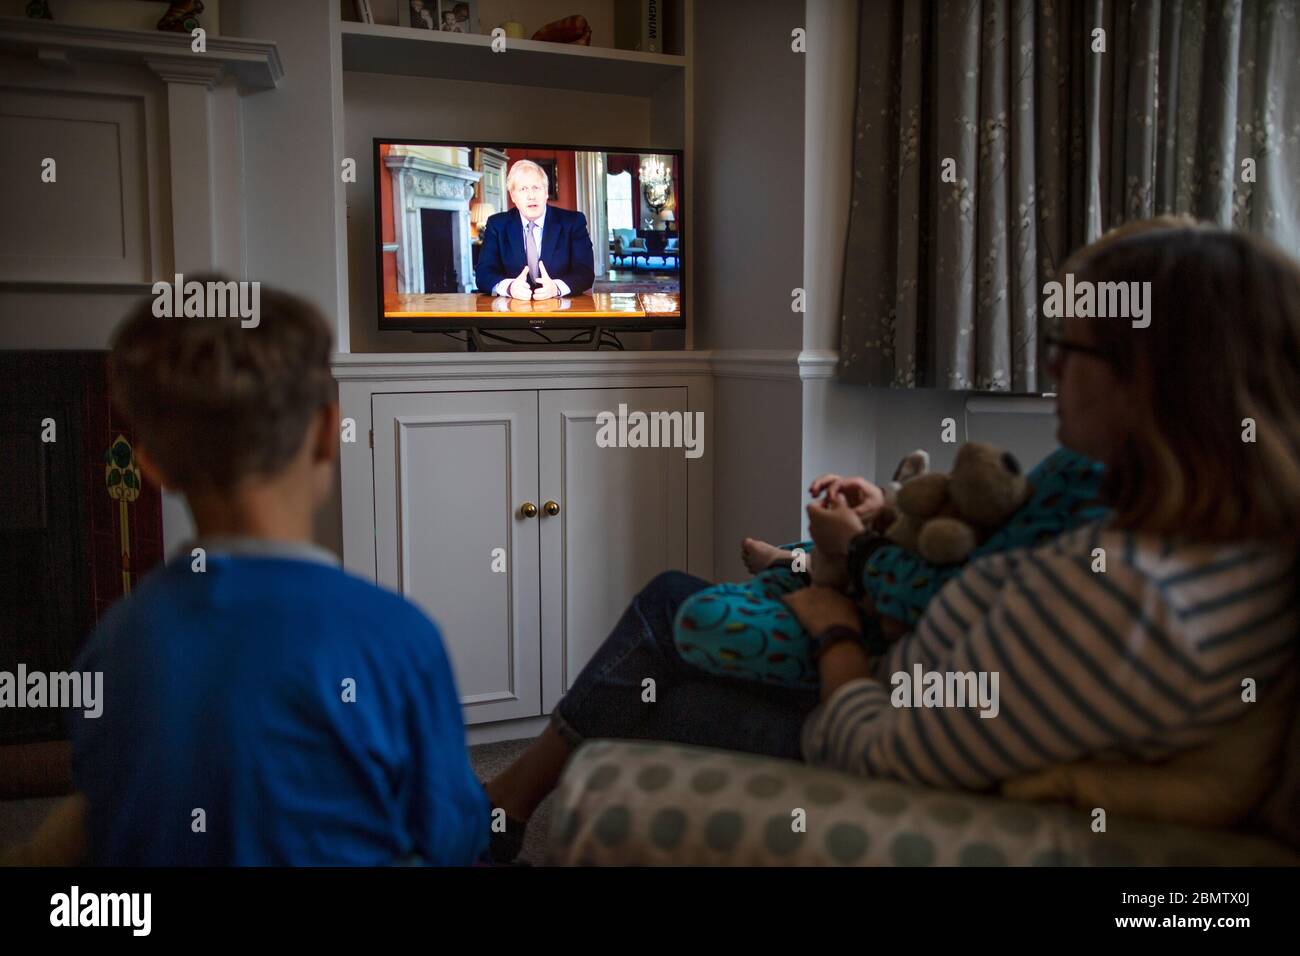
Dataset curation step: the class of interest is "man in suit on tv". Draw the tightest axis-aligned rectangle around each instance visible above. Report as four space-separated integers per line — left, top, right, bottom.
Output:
475 159 596 300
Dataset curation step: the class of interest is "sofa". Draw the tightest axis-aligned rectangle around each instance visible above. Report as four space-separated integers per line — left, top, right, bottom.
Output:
611 229 650 266
543 739 1299 866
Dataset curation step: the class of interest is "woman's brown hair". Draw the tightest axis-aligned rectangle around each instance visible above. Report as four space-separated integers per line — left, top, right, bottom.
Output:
1061 222 1300 542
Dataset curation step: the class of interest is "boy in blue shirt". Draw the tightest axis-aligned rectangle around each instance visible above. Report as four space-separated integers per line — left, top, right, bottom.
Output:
66 282 488 865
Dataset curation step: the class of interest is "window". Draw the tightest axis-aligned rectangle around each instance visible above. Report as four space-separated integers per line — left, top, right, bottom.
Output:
606 171 633 235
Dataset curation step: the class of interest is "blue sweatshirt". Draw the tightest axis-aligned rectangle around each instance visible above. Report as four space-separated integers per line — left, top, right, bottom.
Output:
70 541 489 866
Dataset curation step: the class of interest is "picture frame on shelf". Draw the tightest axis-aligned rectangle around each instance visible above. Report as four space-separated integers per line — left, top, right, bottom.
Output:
400 0 478 33
438 1 478 34
398 0 436 30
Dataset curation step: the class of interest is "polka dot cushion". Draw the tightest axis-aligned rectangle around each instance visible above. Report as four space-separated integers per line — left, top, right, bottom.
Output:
544 741 1300 867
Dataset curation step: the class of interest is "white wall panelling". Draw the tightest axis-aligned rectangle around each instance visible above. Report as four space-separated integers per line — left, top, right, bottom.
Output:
0 78 157 283
538 386 690 711
372 389 543 724
0 18 280 314
344 352 711 729
334 350 713 590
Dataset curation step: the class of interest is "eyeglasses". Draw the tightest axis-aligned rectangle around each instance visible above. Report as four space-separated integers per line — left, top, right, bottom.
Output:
1042 333 1112 369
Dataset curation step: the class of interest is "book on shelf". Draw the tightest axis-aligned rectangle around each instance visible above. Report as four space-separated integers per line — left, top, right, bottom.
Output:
354 0 375 25
615 0 674 55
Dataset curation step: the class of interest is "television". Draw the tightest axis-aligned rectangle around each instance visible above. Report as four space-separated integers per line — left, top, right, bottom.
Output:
373 139 684 340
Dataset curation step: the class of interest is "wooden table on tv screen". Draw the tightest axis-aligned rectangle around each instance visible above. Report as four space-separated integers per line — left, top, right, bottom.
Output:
383 291 680 320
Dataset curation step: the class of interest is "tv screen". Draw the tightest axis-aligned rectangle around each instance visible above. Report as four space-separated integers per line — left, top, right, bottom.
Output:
374 139 684 333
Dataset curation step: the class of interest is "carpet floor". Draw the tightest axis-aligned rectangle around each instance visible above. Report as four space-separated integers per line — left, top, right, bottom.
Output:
469 737 553 865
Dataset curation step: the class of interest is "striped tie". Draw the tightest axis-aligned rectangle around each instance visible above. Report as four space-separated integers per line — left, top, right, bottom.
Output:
525 221 540 283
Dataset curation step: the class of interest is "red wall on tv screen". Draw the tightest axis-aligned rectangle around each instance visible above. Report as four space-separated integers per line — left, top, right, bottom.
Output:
502 148 577 211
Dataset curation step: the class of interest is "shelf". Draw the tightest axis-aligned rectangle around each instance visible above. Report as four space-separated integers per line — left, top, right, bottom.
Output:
340 21 682 96
0 16 282 89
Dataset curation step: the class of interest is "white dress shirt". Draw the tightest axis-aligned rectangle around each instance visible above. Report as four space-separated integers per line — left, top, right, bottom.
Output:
492 208 572 297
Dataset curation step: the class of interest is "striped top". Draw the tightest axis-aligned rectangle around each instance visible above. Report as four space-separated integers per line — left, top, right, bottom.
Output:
801 520 1299 789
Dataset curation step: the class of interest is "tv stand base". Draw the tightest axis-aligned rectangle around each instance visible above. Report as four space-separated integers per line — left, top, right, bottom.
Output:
466 326 609 352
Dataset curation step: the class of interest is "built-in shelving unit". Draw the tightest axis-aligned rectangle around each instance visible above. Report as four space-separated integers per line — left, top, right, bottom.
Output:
340 21 682 96
332 1 693 353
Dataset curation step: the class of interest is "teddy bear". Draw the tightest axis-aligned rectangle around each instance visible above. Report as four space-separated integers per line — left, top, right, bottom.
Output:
883 441 1033 564
808 441 1034 641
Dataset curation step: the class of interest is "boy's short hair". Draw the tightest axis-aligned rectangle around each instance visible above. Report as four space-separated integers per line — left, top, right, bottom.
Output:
109 279 335 492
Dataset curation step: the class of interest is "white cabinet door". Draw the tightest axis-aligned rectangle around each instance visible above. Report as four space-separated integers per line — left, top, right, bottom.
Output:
538 387 690 711
372 390 541 725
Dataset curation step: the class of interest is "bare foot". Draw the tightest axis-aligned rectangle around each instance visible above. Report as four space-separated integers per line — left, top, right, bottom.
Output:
741 538 792 574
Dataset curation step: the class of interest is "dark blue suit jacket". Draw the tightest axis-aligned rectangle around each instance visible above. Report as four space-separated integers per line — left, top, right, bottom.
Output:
475 206 595 296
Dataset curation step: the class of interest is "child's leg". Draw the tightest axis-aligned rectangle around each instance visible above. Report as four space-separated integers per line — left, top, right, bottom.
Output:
742 536 823 574
741 538 795 575
673 567 818 690
739 538 816 575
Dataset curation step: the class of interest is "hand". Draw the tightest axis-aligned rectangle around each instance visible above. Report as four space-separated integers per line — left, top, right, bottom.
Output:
508 267 532 300
806 492 866 558
781 587 862 637
808 473 847 498
809 474 885 518
787 588 874 701
533 261 560 300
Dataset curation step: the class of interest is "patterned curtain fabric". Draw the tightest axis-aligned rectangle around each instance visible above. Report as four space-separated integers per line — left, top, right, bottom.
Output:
838 0 1300 392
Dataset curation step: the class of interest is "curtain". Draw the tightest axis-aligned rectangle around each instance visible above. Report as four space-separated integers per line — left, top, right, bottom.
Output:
838 0 1300 392
575 152 609 277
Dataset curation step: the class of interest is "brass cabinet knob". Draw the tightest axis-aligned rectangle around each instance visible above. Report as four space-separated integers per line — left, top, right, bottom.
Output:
520 502 538 518
544 500 560 516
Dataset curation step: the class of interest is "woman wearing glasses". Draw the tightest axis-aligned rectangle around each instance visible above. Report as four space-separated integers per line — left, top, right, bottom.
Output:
798 220 1300 823
485 220 1300 860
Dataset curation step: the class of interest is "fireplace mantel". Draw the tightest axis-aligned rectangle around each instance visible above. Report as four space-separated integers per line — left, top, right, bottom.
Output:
0 16 282 89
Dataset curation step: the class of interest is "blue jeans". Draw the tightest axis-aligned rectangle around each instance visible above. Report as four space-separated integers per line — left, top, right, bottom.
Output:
551 571 819 761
